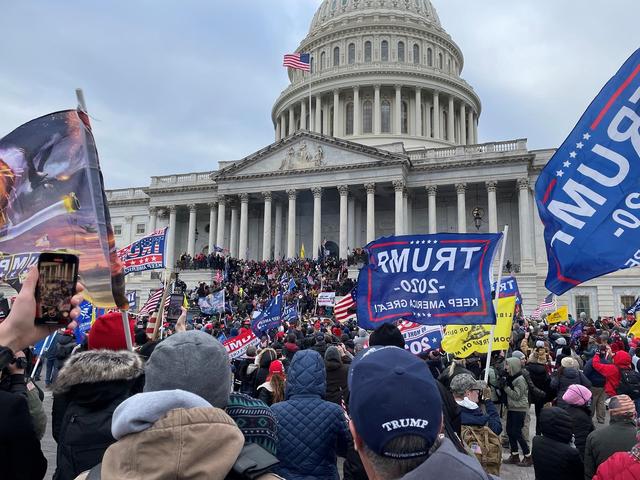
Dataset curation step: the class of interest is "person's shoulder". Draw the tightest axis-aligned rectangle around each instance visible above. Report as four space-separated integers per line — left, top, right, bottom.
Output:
401 438 489 480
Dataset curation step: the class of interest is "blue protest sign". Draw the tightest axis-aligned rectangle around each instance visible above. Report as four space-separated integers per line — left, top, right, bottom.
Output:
74 300 93 344
493 276 522 305
251 293 283 335
283 301 298 322
398 321 443 356
535 48 640 295
356 234 502 328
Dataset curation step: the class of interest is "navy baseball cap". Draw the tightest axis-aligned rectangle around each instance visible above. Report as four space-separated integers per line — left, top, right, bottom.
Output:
348 346 442 458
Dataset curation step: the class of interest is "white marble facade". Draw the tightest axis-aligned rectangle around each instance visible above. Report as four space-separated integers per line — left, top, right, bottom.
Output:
107 0 640 317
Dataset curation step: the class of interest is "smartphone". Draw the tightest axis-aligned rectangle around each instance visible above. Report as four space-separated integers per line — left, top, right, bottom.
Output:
166 293 184 321
35 252 79 326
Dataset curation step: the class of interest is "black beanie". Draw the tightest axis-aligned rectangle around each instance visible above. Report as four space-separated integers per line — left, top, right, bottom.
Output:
369 323 405 349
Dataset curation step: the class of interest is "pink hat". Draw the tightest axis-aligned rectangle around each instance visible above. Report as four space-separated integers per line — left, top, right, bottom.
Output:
562 384 592 406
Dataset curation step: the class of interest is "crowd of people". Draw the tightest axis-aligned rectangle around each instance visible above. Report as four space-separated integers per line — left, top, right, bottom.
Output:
3 265 640 479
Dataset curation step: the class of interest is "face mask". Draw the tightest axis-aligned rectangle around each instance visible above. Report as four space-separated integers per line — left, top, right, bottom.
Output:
456 397 479 410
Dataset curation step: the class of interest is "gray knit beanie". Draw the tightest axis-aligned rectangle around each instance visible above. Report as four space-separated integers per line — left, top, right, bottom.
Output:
144 331 232 408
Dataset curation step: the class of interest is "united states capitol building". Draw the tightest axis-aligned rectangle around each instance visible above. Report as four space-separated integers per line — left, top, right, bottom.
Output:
107 0 639 318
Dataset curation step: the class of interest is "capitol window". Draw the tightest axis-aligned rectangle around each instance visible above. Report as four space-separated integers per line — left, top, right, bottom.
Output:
348 43 355 64
113 224 122 236
364 41 372 62
333 46 340 67
427 47 433 66
381 100 391 133
398 41 405 62
381 40 389 62
136 223 145 235
363 100 373 133
320 52 326 70
401 101 408 134
310 57 314 73
438 52 443 69
413 44 420 64
345 102 354 135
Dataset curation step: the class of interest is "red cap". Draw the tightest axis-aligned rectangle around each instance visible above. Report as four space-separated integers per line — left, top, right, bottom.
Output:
267 360 285 380
87 312 135 351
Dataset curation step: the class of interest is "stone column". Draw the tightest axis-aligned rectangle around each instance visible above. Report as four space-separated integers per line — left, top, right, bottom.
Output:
486 181 498 233
239 193 249 260
148 207 158 232
167 206 177 269
432 91 440 139
312 187 322 259
456 183 467 233
280 113 286 139
402 190 409 233
300 101 307 130
216 197 226 250
230 202 239 258
393 180 405 235
425 101 432 138
473 113 478 143
365 183 376 243
124 215 134 244
333 90 340 136
374 84 381 134
518 178 534 269
467 109 474 144
354 201 362 247
338 185 349 259
394 85 402 134
208 202 217 254
460 103 467 146
427 186 437 233
315 96 322 134
353 87 361 135
187 204 197 256
275 119 281 141
448 96 455 142
348 194 355 250
287 189 297 258
415 87 422 136
288 107 295 136
262 192 272 261
274 201 283 259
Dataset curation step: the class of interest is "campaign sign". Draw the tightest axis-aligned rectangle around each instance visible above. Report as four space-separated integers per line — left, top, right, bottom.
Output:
117 228 167 275
356 233 502 328
223 330 260 360
535 48 640 295
318 292 336 307
398 321 443 356
251 293 283 335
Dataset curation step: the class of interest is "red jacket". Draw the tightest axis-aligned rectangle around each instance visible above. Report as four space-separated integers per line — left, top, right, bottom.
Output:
593 452 640 480
593 351 633 397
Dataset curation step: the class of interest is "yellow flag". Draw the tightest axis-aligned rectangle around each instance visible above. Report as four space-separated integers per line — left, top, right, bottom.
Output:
182 294 189 309
628 313 640 337
300 243 305 258
441 296 516 358
547 306 568 325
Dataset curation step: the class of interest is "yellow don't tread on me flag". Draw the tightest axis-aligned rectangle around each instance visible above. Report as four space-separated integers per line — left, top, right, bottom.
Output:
628 313 640 338
547 306 569 325
441 296 516 358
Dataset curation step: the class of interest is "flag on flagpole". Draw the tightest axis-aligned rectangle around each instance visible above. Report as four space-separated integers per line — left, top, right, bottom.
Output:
283 53 311 72
335 290 356 323
139 288 164 316
532 293 557 319
117 228 167 275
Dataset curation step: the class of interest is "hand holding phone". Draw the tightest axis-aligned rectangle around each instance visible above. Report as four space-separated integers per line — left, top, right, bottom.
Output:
35 253 79 326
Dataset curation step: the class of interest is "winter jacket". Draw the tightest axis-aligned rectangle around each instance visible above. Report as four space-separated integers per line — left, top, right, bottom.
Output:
584 418 638 479
283 342 299 363
526 361 551 400
312 339 329 358
593 351 633 397
325 357 350 406
593 452 640 480
504 357 529 411
257 382 275 406
584 357 607 388
271 350 350 480
399 437 493 480
563 404 594 459
458 399 502 435
532 407 584 480
55 334 76 368
254 350 277 395
52 350 144 480
233 355 258 394
550 367 592 407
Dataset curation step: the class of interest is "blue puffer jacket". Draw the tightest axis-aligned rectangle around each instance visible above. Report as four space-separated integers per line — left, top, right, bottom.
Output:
271 350 350 480
459 399 502 435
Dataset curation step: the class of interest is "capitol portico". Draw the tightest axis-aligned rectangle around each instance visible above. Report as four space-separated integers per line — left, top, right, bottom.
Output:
107 0 640 318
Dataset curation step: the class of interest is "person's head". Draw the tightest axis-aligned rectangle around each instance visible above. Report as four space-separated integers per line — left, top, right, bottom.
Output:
449 373 484 404
560 356 578 369
505 357 522 376
144 331 232 408
267 360 286 404
348 346 442 479
562 384 592 407
87 312 135 350
369 323 405 349
510 350 526 366
539 407 573 443
325 345 343 364
609 395 637 421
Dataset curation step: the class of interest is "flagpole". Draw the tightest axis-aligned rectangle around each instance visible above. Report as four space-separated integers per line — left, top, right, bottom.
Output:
484 225 509 384
308 69 312 131
29 332 55 380
152 270 172 341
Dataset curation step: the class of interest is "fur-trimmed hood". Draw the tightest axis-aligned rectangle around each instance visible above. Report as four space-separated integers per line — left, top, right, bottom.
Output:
53 349 144 395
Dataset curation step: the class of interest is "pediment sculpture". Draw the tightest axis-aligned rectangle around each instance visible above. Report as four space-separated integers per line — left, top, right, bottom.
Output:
279 142 325 170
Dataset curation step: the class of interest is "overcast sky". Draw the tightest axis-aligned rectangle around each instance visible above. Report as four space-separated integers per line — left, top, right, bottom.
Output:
1 1 638 189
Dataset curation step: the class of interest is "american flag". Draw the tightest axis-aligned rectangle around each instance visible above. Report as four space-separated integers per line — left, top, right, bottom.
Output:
335 290 356 323
117 228 167 275
532 293 557 319
138 288 169 316
283 53 311 72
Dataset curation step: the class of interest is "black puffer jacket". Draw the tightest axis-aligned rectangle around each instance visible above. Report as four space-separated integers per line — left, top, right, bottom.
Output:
563 404 594 459
55 333 76 369
253 349 277 396
324 353 349 406
531 407 584 480
526 361 551 400
550 367 592 407
52 350 144 480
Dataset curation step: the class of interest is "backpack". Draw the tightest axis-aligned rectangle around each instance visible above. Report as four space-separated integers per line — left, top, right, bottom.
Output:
461 425 502 476
616 368 640 399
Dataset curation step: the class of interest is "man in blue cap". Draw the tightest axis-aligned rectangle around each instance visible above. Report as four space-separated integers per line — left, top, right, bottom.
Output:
348 345 497 479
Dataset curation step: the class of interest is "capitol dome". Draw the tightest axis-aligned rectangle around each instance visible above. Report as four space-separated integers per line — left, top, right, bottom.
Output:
272 0 481 150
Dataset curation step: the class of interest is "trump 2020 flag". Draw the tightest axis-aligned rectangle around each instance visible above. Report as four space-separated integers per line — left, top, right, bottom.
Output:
0 110 127 308
536 49 640 295
252 293 283 336
356 233 502 329
198 290 225 315
117 228 167 275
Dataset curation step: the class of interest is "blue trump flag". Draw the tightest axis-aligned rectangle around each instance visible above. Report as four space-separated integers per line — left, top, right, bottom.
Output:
536 48 640 295
493 276 522 305
74 300 93 344
198 290 225 315
283 301 299 322
251 293 283 335
356 233 502 329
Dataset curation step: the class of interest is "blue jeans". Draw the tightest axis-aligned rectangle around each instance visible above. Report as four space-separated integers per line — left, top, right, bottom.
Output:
45 357 57 385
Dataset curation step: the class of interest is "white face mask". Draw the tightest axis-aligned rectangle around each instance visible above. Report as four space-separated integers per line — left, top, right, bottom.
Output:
455 397 479 410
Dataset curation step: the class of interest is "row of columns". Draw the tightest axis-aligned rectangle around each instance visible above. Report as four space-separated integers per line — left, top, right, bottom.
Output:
276 86 479 143
152 177 533 267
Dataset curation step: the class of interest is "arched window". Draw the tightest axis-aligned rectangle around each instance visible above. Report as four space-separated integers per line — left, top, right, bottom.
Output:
381 100 391 133
401 101 408 134
364 41 372 63
427 48 433 66
320 52 325 70
381 40 389 62
310 56 315 73
397 41 405 62
413 44 420 64
363 100 373 133
345 102 354 135
438 53 443 69
447 58 451 72
333 46 340 67
348 43 355 64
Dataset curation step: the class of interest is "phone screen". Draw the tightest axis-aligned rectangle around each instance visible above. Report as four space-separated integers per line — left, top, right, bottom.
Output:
166 293 184 321
36 256 78 325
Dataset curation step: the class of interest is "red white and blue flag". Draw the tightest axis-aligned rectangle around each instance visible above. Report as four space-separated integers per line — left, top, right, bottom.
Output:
283 53 311 72
117 227 167 275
